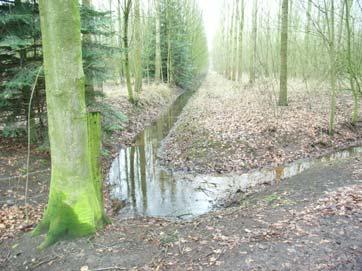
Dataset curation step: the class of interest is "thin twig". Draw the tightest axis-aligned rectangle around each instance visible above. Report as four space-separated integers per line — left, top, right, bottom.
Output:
31 256 58 269
93 266 127 271
25 66 43 223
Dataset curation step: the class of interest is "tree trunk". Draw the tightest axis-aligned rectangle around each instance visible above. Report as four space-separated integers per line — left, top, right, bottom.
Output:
327 0 336 135
166 0 172 85
155 0 162 82
249 0 257 84
345 0 360 124
278 0 288 106
34 0 108 249
237 0 245 81
232 0 239 81
303 0 312 80
117 0 125 83
123 0 134 103
134 0 142 93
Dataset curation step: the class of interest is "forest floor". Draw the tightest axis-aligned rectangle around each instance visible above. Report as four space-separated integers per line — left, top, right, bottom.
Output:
160 73 362 174
1 155 362 271
0 82 178 244
1 75 362 270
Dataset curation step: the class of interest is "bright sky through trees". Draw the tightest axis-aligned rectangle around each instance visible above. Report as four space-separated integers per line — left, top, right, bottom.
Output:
197 0 280 51
197 0 222 50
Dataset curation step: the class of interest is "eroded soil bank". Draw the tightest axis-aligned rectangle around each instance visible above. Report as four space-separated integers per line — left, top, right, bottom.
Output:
1 154 362 270
160 73 362 174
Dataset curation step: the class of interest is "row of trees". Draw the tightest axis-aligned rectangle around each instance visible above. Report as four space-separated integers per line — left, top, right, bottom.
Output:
0 0 208 248
0 0 116 142
212 0 362 134
99 0 209 102
0 0 208 142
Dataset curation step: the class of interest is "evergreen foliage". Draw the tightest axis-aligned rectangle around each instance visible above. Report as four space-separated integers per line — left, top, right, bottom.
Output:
0 0 43 140
0 0 123 141
139 0 208 91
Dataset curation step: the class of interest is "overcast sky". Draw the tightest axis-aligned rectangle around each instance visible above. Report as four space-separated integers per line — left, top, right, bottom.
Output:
197 0 222 50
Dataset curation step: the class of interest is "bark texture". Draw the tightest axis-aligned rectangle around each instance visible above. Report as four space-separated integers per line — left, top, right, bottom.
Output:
278 0 289 106
34 0 107 249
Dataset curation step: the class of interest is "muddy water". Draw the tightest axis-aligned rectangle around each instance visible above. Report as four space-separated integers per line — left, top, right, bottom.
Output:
108 93 362 219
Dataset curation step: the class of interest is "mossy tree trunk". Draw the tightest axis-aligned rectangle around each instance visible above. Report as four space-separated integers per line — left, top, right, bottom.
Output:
34 0 108 249
278 0 289 106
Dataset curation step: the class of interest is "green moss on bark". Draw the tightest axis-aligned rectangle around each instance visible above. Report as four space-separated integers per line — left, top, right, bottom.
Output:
35 0 108 249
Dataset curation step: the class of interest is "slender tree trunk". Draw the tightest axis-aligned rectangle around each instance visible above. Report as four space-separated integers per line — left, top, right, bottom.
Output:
134 0 142 92
117 0 124 83
123 0 134 103
337 1 345 50
34 0 108 249
249 0 257 84
303 0 312 80
166 0 172 85
327 0 336 135
345 0 360 124
225 1 232 78
155 0 162 82
278 0 288 106
231 0 239 81
237 0 245 81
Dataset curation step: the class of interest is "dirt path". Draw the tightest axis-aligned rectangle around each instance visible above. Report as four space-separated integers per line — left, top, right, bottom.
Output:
1 154 361 271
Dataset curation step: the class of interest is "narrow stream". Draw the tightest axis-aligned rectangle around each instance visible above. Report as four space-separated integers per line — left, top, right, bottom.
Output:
108 91 213 219
108 92 362 220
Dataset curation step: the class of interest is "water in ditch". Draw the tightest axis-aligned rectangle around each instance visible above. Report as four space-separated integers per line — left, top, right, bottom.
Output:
108 92 362 220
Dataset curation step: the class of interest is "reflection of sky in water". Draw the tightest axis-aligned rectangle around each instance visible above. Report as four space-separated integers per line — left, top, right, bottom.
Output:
108 92 215 219
108 92 362 219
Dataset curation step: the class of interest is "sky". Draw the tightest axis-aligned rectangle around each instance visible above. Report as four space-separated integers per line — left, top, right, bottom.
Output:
197 0 222 50
91 0 280 52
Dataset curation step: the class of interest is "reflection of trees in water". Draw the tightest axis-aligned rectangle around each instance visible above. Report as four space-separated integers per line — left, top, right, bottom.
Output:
125 149 129 199
129 147 136 206
115 92 195 215
138 135 148 211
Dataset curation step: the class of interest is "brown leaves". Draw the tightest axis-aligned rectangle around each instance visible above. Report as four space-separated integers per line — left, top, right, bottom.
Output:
0 204 43 241
161 74 362 174
251 185 362 241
